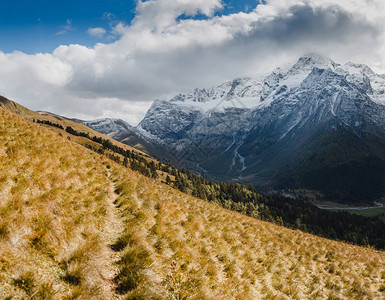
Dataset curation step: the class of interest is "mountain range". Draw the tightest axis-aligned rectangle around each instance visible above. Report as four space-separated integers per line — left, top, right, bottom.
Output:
77 54 385 203
2 72 385 299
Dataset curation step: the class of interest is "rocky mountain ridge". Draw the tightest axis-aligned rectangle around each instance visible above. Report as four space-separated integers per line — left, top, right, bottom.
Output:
79 54 385 203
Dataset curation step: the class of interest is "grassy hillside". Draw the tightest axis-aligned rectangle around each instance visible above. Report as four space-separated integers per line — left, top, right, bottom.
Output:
5 95 385 250
0 95 144 157
0 108 122 298
1 107 385 299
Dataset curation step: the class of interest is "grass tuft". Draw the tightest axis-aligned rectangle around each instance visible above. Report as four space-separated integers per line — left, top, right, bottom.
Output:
12 272 35 295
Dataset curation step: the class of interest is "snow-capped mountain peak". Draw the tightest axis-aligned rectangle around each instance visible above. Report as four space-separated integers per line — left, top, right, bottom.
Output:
80 118 134 139
253 54 339 105
291 53 338 71
136 53 385 165
74 53 385 206
167 76 265 113
81 54 385 202
86 54 385 145
158 54 345 116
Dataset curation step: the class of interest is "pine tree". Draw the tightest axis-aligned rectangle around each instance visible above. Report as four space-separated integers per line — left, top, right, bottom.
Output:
123 156 128 167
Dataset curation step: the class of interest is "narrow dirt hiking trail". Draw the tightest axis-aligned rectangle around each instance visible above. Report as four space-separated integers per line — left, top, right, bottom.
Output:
98 164 127 298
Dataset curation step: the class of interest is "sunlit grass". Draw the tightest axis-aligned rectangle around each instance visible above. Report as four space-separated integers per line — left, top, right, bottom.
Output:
0 108 119 298
1 107 385 299
110 164 385 299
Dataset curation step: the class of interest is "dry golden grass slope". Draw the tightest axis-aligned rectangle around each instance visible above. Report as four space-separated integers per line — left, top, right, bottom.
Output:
0 95 144 156
1 106 385 299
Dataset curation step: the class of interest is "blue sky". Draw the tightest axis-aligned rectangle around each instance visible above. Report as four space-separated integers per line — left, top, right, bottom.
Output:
0 0 259 54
